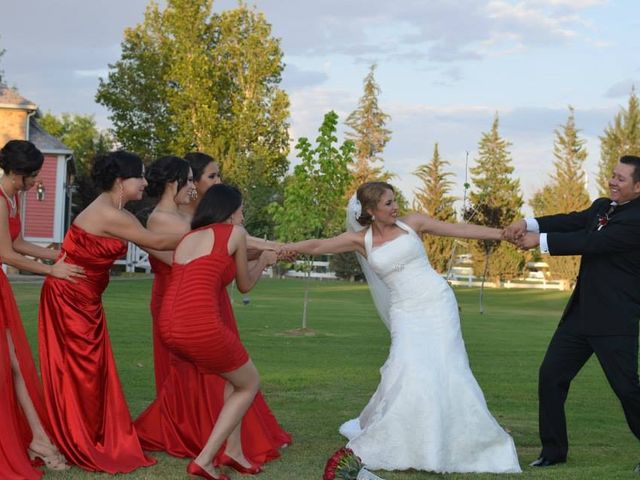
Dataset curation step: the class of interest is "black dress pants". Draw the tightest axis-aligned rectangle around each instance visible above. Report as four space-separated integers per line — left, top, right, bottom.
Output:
538 321 640 461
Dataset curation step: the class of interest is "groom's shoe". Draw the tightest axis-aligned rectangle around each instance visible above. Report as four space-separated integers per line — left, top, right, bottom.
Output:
529 457 566 468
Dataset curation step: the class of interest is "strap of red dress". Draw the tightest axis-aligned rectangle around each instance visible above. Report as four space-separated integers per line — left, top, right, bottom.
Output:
2 194 21 241
211 223 234 256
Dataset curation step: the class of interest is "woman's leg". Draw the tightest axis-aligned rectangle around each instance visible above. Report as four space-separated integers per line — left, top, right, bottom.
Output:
220 380 253 467
6 330 67 469
193 360 260 476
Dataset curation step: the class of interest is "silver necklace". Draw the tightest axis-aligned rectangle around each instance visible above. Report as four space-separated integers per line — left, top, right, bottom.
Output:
0 183 17 215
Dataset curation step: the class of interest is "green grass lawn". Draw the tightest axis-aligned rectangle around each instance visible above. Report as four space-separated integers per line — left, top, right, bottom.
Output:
11 278 640 479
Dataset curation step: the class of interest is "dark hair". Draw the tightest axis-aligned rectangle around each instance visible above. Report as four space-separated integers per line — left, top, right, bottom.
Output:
191 184 242 229
620 155 640 183
91 150 144 191
0 140 44 175
145 156 190 197
184 152 216 181
356 181 395 226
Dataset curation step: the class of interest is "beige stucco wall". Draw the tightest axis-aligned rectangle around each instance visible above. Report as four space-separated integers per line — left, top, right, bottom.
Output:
0 109 28 146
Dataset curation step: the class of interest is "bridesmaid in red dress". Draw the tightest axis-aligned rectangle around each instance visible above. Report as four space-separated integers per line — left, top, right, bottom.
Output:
159 184 277 480
38 151 181 473
0 140 82 479
136 154 290 471
142 156 195 392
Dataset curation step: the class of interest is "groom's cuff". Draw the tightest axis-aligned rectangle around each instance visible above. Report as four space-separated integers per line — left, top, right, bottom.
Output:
525 217 540 232
539 233 549 254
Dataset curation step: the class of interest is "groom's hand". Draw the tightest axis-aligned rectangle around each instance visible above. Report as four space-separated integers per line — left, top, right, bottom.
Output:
516 232 540 250
503 219 527 241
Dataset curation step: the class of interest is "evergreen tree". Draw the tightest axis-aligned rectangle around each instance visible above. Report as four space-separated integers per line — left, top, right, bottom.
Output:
0 39 5 84
345 64 392 196
413 143 457 273
597 89 640 195
466 114 524 281
530 106 590 283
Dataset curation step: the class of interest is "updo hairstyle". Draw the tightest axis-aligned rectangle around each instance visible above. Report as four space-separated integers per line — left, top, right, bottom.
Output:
356 181 395 226
145 156 190 197
91 150 144 191
191 184 242 229
184 152 216 181
0 140 44 175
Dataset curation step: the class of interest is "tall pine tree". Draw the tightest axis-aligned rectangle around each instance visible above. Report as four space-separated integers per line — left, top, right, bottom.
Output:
530 106 590 283
467 114 524 281
413 143 457 273
597 89 640 195
345 64 392 196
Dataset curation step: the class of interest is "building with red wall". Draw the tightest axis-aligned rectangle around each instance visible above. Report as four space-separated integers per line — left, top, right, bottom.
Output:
0 85 74 245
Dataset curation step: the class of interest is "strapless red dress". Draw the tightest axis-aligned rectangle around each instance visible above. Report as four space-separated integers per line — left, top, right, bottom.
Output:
0 194 45 479
38 224 155 473
136 223 291 465
149 256 172 392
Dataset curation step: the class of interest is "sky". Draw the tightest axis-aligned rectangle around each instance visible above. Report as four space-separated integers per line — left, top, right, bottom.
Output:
1 0 639 213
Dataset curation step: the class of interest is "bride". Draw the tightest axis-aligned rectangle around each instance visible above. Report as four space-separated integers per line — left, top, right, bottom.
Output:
285 181 521 473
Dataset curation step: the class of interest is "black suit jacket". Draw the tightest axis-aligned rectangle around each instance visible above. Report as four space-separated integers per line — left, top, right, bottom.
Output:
537 197 640 336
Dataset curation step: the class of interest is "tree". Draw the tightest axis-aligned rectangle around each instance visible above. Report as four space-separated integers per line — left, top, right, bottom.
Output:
597 89 640 195
96 0 289 237
95 2 173 159
530 106 590 283
413 143 457 273
329 252 363 281
270 111 354 328
0 38 5 84
345 64 392 195
466 114 524 287
39 112 114 215
39 113 113 176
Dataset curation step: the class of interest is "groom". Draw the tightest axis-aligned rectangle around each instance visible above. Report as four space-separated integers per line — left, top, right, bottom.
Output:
505 155 640 471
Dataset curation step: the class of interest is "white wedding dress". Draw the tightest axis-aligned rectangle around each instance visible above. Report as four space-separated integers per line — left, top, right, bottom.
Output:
339 220 521 473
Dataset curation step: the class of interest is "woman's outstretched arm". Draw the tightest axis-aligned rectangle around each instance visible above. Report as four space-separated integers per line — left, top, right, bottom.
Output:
403 213 503 241
285 231 365 257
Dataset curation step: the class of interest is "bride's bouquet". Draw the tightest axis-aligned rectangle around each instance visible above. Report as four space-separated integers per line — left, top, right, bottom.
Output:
323 447 385 480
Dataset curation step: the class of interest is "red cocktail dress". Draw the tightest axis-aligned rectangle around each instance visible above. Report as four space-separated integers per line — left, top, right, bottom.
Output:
136 223 290 465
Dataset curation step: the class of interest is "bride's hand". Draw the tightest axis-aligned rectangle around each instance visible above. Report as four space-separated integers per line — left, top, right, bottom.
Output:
276 247 297 262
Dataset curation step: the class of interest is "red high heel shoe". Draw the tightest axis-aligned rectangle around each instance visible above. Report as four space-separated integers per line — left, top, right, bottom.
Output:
187 460 230 480
218 452 262 475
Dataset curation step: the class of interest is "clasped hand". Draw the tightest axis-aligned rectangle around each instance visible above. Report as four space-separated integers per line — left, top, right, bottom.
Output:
501 219 540 250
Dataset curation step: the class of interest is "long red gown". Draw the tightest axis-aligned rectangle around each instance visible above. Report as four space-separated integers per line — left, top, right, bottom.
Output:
0 195 45 480
148 256 172 393
38 224 156 473
135 223 291 464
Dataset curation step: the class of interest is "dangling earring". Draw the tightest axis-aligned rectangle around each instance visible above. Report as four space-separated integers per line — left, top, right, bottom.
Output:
372 214 376 222
118 184 124 210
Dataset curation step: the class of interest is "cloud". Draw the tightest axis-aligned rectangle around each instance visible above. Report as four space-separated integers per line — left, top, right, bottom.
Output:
240 0 603 64
604 79 638 98
281 64 329 90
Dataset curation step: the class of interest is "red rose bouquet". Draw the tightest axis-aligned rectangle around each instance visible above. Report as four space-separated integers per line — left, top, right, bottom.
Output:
323 448 384 480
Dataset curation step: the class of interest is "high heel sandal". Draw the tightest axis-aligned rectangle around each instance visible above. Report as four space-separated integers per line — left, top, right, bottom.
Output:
218 452 262 475
28 446 69 471
187 460 230 480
